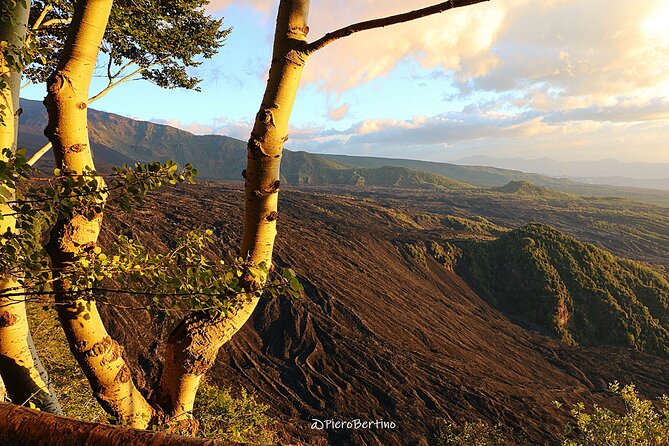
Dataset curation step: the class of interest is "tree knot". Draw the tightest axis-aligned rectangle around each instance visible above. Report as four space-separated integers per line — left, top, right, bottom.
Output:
252 180 281 197
0 311 19 328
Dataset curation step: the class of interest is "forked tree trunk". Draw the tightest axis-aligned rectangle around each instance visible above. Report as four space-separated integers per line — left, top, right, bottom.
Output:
157 0 488 421
43 0 153 427
0 0 62 414
157 0 311 420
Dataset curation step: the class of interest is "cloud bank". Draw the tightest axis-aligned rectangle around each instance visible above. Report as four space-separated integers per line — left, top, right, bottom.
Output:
203 0 669 162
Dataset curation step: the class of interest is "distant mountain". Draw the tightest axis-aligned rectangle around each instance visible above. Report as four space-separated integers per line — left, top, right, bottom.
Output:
457 155 669 190
18 99 466 190
323 153 669 207
18 99 669 205
568 176 669 191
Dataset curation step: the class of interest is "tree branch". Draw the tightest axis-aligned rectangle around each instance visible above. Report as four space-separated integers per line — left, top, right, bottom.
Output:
89 56 168 104
26 141 52 166
0 402 232 446
31 4 52 31
304 0 490 54
37 18 72 29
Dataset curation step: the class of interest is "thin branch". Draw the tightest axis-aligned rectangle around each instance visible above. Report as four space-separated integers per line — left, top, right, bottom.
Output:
0 283 286 303
27 142 52 166
38 18 71 29
87 65 149 104
31 4 52 31
106 51 113 84
304 0 490 54
110 59 135 80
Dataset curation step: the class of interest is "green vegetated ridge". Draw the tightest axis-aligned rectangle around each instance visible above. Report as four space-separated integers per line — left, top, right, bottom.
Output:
493 180 574 199
18 99 669 205
448 223 669 357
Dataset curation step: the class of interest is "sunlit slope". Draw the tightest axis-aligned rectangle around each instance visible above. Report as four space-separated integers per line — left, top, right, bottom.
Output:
18 98 669 204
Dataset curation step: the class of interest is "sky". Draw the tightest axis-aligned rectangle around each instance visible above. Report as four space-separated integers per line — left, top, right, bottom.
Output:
22 0 669 163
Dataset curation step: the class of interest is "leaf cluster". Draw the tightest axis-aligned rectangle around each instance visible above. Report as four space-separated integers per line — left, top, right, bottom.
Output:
64 230 303 316
1 151 303 314
25 0 229 91
1 150 196 292
561 383 669 446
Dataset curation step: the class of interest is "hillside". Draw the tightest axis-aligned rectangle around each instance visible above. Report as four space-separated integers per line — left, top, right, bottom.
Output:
494 180 572 198
454 224 669 356
85 182 669 446
323 154 669 207
18 99 669 206
18 99 465 191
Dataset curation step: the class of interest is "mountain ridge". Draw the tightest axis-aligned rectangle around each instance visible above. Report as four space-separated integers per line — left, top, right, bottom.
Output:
457 155 669 188
18 98 669 207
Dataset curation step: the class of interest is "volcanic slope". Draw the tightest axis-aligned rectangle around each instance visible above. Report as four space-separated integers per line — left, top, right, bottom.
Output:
97 183 669 446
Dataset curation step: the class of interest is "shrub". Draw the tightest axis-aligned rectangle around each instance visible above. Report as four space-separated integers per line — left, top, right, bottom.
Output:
194 381 277 444
560 383 669 446
430 419 516 446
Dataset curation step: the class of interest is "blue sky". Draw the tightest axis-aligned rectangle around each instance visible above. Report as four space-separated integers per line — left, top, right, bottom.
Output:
21 0 669 163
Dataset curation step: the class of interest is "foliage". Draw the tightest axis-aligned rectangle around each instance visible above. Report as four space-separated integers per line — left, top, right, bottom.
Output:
430 419 516 446
441 215 507 236
401 242 427 268
1 150 303 316
456 223 669 356
194 380 277 444
25 0 229 93
65 230 303 316
560 383 669 446
427 241 462 270
1 149 197 289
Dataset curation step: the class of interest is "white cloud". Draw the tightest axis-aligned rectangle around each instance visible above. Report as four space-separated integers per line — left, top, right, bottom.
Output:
203 1 669 163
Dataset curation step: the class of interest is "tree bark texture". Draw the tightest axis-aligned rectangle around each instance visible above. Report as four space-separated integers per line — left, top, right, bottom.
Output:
43 0 153 427
158 0 312 420
0 0 62 414
0 402 233 446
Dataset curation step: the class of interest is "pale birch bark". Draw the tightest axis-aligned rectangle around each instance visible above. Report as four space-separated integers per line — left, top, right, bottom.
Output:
0 0 62 414
43 0 152 427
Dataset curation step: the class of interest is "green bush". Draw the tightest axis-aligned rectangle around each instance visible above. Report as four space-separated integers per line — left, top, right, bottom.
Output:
430 419 516 446
561 383 669 446
194 381 277 444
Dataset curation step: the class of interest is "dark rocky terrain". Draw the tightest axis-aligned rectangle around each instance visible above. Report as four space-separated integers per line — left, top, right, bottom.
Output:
16 97 669 445
94 182 669 446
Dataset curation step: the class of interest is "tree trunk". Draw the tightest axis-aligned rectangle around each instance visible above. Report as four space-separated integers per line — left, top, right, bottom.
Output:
157 0 311 419
43 0 153 427
0 402 234 446
0 0 62 414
